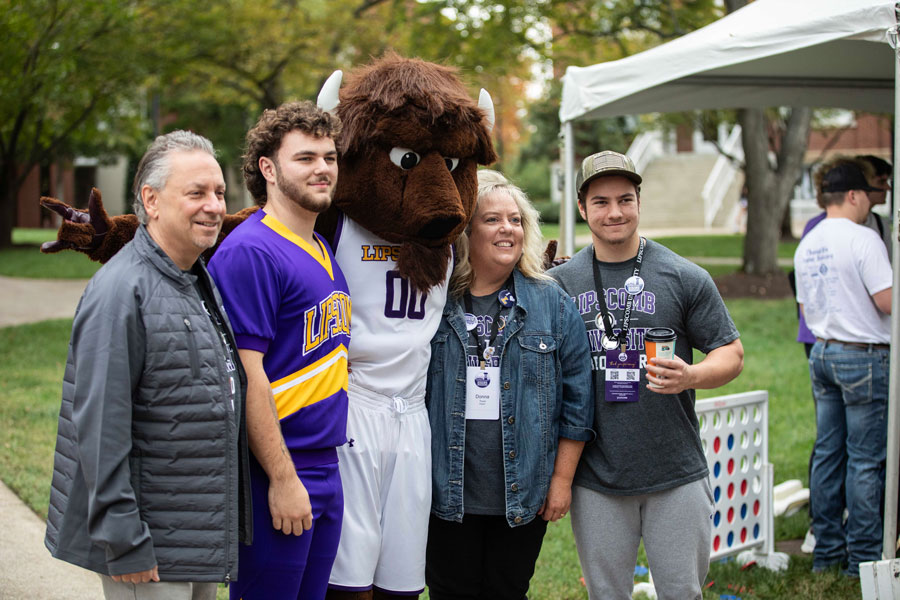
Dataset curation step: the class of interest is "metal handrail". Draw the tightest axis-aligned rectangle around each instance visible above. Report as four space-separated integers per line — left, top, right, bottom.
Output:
702 125 744 228
626 131 664 176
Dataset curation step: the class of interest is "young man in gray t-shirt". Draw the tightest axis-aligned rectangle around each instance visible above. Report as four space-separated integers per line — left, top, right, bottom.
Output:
549 151 743 600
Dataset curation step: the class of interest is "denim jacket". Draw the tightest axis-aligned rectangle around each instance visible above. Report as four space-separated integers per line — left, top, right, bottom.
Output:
426 269 595 527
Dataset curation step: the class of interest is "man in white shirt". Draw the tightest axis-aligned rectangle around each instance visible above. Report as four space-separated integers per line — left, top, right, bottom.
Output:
794 156 892 578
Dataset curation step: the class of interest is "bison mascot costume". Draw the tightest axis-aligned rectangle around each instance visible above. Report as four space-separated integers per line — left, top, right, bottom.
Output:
41 54 497 600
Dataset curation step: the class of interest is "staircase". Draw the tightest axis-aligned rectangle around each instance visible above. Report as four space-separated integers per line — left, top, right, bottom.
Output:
638 154 743 230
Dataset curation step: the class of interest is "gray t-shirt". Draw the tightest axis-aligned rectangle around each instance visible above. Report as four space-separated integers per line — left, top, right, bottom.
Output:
462 293 507 515
548 240 739 495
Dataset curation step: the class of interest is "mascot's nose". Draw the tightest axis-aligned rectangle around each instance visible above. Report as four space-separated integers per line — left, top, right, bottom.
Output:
401 151 467 241
418 216 462 240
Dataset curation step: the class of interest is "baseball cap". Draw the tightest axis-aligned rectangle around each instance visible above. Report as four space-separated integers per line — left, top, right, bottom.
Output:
577 151 642 198
821 161 880 193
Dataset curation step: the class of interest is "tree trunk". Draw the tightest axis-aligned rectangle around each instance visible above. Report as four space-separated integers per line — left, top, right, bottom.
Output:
0 159 17 248
739 106 811 275
780 199 794 240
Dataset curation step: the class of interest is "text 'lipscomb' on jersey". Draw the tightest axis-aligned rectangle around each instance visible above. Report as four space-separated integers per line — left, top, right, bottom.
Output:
304 291 352 355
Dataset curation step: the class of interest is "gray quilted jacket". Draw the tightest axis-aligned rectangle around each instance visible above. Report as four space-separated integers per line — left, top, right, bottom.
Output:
45 225 252 582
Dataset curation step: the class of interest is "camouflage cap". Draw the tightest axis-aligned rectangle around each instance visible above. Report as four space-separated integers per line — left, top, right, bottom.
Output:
577 151 642 199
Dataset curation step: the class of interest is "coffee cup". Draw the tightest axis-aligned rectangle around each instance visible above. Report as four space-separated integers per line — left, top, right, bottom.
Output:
644 327 676 389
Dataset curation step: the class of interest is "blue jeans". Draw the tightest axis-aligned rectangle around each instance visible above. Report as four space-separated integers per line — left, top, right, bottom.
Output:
809 341 889 575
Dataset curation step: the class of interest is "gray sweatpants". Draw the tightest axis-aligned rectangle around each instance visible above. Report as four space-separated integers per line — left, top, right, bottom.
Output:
571 478 714 600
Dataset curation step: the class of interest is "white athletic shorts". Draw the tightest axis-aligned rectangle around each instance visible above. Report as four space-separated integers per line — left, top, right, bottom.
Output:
328 382 432 593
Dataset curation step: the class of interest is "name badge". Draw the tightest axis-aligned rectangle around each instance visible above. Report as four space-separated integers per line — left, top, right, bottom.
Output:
604 349 640 402
466 365 500 419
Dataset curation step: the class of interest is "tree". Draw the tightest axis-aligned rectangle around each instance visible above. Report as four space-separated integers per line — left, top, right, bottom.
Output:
138 0 403 166
740 107 811 274
485 0 723 198
541 0 813 275
382 0 549 170
723 0 812 275
0 0 151 248
0 0 422 239
547 0 722 67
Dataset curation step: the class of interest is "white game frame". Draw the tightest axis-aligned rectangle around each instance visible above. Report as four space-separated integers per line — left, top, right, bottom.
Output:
697 390 771 560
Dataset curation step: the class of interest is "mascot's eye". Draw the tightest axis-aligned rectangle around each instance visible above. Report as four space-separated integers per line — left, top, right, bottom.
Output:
444 158 459 172
389 147 421 170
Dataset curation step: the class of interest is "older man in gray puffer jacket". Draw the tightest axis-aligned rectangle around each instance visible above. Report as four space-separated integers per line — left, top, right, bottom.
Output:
44 131 252 600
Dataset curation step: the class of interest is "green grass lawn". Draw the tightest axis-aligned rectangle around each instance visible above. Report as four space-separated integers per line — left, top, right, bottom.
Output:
648 234 799 260
1 229 101 279
12 228 60 245
8 226 794 282
2 227 861 598
0 246 102 279
0 320 71 514
2 295 861 599
538 224 797 262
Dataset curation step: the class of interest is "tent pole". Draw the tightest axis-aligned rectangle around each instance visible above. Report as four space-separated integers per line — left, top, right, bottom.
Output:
882 3 900 561
563 120 576 257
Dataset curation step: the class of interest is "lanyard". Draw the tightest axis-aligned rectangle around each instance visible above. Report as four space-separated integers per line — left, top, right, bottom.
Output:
591 237 646 351
464 277 514 369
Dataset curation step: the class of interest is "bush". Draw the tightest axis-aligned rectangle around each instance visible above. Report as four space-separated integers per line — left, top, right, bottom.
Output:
533 200 560 224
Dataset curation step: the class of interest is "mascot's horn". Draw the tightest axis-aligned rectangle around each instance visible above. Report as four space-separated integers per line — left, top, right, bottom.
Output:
478 89 495 132
317 70 343 111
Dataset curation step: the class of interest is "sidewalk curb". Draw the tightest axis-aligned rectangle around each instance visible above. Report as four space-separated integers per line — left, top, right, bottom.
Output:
0 276 88 328
1 276 102 599
0 480 102 599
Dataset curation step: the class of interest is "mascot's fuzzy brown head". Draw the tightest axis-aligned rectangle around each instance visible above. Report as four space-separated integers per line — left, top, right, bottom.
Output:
326 53 497 291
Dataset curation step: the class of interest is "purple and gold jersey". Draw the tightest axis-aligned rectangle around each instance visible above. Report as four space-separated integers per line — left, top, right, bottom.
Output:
209 210 350 468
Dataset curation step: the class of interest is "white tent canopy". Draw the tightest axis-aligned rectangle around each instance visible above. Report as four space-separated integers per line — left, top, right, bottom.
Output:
557 0 900 564
558 0 898 255
560 0 897 123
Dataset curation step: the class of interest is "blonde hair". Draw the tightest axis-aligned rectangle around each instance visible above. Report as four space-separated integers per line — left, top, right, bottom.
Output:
450 169 550 298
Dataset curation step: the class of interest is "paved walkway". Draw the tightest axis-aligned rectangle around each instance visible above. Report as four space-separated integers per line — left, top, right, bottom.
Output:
0 481 102 599
0 275 88 327
0 275 102 599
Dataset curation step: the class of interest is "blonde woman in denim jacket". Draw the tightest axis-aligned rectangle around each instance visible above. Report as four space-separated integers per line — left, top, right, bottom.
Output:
424 170 594 600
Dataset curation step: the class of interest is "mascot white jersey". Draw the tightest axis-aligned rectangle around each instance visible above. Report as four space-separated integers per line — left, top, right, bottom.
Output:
332 213 451 399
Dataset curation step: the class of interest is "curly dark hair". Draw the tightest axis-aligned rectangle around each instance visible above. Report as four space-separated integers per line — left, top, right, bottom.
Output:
243 101 342 205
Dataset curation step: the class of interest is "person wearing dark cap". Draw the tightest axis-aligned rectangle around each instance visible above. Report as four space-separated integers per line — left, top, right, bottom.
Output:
801 156 891 265
549 151 744 599
794 155 892 577
857 154 893 259
792 155 891 555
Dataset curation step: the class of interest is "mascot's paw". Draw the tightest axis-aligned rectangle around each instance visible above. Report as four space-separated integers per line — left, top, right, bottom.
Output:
40 188 139 264
542 239 570 270
39 190 103 253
